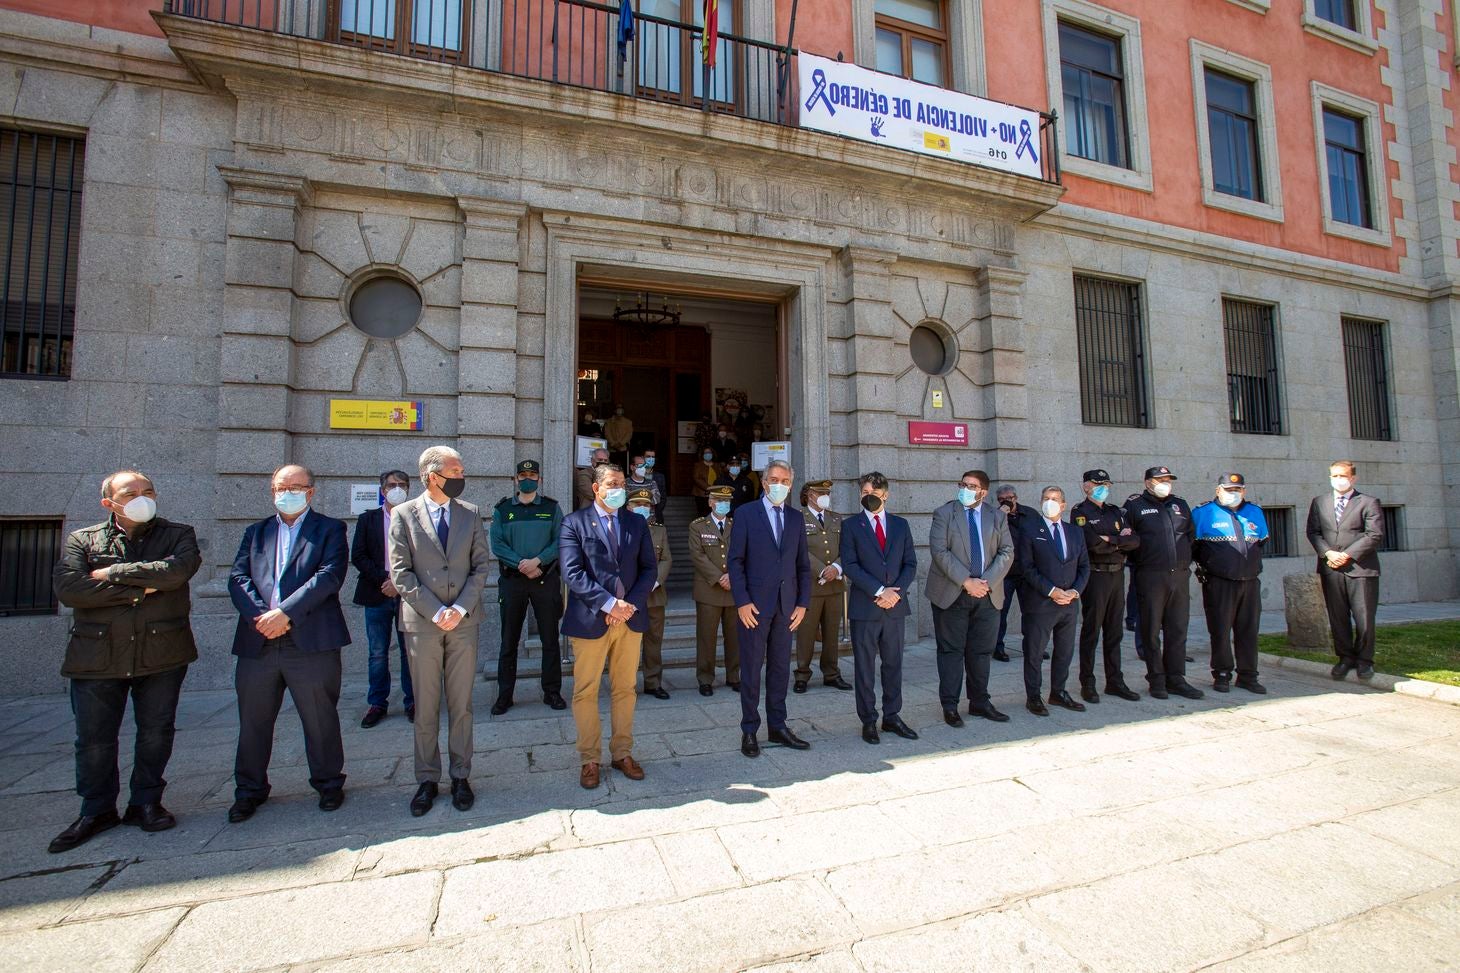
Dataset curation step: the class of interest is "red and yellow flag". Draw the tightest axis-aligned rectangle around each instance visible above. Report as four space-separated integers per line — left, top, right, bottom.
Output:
702 0 719 66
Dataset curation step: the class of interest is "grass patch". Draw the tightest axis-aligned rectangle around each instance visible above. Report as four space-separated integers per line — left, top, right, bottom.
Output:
1258 620 1460 688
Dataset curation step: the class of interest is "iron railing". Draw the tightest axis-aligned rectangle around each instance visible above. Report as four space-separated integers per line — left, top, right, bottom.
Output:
1221 298 1283 436
1072 274 1149 428
164 0 1063 184
1340 316 1393 441
0 518 62 615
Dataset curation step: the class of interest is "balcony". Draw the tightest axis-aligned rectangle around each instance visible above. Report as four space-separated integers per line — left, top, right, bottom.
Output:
163 0 1061 190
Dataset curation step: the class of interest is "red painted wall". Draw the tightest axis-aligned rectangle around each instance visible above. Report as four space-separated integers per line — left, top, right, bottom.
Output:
0 0 163 37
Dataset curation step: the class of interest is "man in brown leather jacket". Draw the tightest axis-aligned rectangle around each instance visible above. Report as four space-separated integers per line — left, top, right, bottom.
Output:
50 470 201 853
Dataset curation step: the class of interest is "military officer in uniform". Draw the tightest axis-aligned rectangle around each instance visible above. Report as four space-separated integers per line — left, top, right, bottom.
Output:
1124 466 1203 700
1070 470 1142 704
689 485 741 696
794 480 853 694
1193 473 1269 695
489 460 567 714
628 487 673 699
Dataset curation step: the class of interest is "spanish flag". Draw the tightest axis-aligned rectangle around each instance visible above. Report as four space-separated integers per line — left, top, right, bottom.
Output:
702 0 719 67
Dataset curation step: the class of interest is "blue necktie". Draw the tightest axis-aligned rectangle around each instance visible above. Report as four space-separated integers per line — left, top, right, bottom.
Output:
603 514 619 558
1053 522 1064 560
967 508 983 577
773 506 783 546
435 508 449 550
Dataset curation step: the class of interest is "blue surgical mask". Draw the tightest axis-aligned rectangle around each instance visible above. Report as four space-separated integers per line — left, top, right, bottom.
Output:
1092 485 1111 503
602 488 627 510
957 487 980 507
767 483 790 504
631 505 652 519
728 466 742 477
644 457 655 468
274 490 308 516
713 501 731 517
518 478 538 494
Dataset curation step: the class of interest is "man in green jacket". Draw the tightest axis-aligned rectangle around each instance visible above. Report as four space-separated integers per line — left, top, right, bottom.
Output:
50 470 201 853
489 460 566 714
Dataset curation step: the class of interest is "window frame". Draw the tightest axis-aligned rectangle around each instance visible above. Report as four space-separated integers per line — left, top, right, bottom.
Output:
1041 0 1152 192
1310 82 1390 246
0 518 62 616
1340 316 1396 442
1072 272 1153 429
1302 0 1377 55
634 0 745 113
873 0 953 89
1057 21 1129 170
328 0 473 63
1190 41 1283 223
1263 506 1295 558
1379 505 1404 553
1221 297 1286 436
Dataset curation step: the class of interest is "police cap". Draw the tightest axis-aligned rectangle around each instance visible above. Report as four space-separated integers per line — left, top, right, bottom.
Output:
708 485 734 500
516 459 540 475
1144 465 1177 480
1082 469 1111 483
1217 472 1246 487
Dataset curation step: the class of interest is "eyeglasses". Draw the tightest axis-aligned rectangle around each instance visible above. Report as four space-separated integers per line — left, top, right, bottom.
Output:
275 486 310 495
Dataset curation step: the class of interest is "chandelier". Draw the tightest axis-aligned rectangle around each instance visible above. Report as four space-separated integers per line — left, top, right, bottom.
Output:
613 292 682 327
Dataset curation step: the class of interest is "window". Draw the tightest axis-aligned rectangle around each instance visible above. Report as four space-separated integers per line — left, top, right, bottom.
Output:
1191 42 1281 221
1073 275 1150 428
1314 0 1356 29
1323 109 1370 229
1 129 83 379
331 0 469 62
0 519 61 616
1222 299 1283 435
1340 317 1393 441
1379 505 1404 552
1264 507 1294 557
637 0 738 109
1303 0 1375 53
1312 84 1388 244
874 0 948 87
1205 69 1262 202
1058 22 1128 168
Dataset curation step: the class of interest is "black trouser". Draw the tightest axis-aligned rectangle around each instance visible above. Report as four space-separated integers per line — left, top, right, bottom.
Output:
1320 571 1380 665
931 592 998 709
234 635 345 800
1126 567 1144 655
70 665 188 817
1203 576 1261 678
1079 568 1126 687
996 574 1022 652
849 615 905 726
1134 568 1190 688
1022 603 1077 700
497 570 564 698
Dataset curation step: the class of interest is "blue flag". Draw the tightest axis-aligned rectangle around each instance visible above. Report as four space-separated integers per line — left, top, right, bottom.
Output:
617 0 635 54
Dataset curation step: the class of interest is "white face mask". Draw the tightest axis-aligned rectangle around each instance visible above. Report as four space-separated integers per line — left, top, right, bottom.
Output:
1041 499 1063 519
120 495 157 523
634 466 647 478
1151 481 1173 499
1330 476 1352 493
814 494 832 510
384 486 409 507
1217 490 1243 509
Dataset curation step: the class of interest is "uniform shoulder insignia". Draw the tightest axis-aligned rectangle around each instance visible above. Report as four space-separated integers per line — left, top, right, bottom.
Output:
494 496 513 508
1074 516 1086 526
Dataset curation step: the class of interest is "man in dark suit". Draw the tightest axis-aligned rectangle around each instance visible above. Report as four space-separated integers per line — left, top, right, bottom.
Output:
727 458 812 757
227 464 350 823
840 471 919 744
559 463 657 789
351 469 414 728
1017 486 1090 716
1305 460 1384 680
994 485 1038 662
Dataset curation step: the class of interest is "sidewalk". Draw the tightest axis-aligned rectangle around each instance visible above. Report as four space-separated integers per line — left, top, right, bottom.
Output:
0 603 1457 971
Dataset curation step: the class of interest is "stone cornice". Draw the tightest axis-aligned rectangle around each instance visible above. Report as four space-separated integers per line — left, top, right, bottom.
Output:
0 9 197 89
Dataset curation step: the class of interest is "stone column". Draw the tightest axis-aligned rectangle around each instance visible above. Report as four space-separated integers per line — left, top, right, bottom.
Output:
840 246 901 476
975 264 1031 484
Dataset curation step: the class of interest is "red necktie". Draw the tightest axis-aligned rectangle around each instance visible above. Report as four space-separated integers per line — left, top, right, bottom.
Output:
875 515 886 552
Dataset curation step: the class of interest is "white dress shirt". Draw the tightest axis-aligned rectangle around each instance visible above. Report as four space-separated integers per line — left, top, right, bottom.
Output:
423 495 469 623
864 508 889 597
271 509 308 610
594 500 622 615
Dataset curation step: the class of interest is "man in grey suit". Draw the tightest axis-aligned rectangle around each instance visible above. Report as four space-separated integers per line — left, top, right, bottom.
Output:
927 469 1014 728
1305 459 1384 681
390 445 492 817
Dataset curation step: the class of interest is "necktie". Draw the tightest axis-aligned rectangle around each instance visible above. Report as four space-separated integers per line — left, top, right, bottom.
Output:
816 512 824 528
272 522 293 609
717 519 723 536
1053 522 1064 560
435 508 449 550
603 514 619 558
967 508 983 577
773 505 783 546
1335 494 1348 524
875 515 886 552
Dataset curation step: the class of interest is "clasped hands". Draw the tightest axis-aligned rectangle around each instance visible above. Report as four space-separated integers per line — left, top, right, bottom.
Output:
254 608 291 639
1325 550 1352 569
518 557 544 579
875 587 902 611
961 578 991 599
1049 588 1079 607
737 603 807 631
604 599 637 626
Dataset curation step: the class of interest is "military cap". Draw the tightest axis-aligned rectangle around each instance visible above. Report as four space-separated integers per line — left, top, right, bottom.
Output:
1082 469 1111 483
1144 465 1177 480
708 485 734 500
627 487 655 504
806 479 833 491
1217 472 1246 487
516 459 541 475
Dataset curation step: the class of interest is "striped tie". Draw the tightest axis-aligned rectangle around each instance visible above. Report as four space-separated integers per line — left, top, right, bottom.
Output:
1335 494 1348 524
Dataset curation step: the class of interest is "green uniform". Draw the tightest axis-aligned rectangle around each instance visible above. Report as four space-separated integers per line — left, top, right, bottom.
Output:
490 494 565 698
641 521 671 691
796 506 846 682
688 512 740 687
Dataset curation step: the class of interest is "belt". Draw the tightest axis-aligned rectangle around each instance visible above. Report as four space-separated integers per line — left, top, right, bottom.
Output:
501 565 560 580
1089 562 1124 573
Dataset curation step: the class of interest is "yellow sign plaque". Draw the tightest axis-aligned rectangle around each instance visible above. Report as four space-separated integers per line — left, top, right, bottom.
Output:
328 399 424 431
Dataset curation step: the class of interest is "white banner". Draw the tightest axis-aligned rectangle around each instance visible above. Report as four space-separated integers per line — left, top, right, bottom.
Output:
797 52 1044 180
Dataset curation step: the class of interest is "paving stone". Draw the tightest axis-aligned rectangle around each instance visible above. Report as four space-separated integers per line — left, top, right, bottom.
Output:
307 918 583 972
653 828 744 898
0 864 109 933
854 907 1088 972
877 777 1068 845
357 810 568 876
745 949 865 973
717 804 922 883
567 786 779 846
1209 901 1460 972
0 908 186 973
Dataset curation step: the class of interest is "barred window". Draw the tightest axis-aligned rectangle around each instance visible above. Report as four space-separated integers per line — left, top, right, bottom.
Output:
1340 317 1393 441
1073 275 1150 428
0 519 62 616
1222 299 1283 435
1263 506 1294 557
0 129 84 379
1380 505 1404 552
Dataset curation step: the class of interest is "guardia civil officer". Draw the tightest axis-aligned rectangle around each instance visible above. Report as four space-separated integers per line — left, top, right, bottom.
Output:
1192 473 1269 695
628 487 673 699
1070 470 1141 703
1123 466 1204 700
489 460 567 715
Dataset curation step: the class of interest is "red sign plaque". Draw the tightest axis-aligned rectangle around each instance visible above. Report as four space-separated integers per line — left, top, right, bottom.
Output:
907 421 969 446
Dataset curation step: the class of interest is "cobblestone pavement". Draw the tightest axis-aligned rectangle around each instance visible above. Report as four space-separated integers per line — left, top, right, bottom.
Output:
1 605 1458 972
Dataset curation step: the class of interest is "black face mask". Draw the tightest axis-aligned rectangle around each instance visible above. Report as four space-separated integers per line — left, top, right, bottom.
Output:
439 475 466 499
861 494 884 513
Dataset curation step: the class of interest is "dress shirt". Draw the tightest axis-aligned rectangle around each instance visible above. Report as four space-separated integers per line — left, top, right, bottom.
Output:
965 503 984 576
423 495 468 623
1043 516 1064 597
271 509 308 610
864 508 889 597
594 500 622 614
762 494 785 545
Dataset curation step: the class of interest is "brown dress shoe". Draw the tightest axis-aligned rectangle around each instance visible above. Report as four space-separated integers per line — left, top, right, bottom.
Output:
580 762 601 790
610 755 646 780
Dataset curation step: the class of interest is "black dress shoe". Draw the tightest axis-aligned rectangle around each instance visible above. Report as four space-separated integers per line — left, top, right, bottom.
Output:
1050 690 1086 712
741 733 761 758
1168 682 1205 700
1080 684 1101 704
943 708 965 728
490 697 512 716
1236 676 1268 695
318 788 345 812
993 649 1010 662
48 810 121 853
824 674 853 691
410 782 438 817
1148 683 1169 700
1212 672 1232 693
699 683 713 697
1331 661 1354 680
227 796 265 824
768 727 811 750
881 716 919 740
793 679 808 694
361 705 387 728
1186 655 1195 663
1026 698 1050 717
727 681 741 692
450 777 474 811
406 704 415 723
543 691 567 710
862 723 880 744
969 703 1010 723
646 686 670 700
1357 664 1375 680
122 803 176 832
1105 682 1141 701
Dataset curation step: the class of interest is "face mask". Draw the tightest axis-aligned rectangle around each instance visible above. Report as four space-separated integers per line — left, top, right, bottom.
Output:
644 457 655 468
121 496 157 523
634 466 647 478
958 487 980 507
601 487 627 510
703 454 714 463
718 433 728 440
1151 482 1172 499
518 479 538 494
713 501 731 517
1218 490 1243 509
767 483 791 504
1330 476 1352 493
728 466 742 477
815 494 832 510
1041 499 1063 519
630 505 651 519
438 475 466 500
861 494 884 513
384 486 409 506
274 490 309 516
1091 485 1111 503
615 409 624 416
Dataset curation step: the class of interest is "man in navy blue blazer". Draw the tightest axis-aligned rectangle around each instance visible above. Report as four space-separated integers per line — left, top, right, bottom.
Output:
840 471 919 744
726 458 812 757
559 463 657 789
1016 486 1091 717
227 464 351 823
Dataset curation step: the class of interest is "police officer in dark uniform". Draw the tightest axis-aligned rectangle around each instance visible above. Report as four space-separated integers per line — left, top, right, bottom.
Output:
725 456 759 511
1193 473 1269 695
1123 466 1204 700
1070 470 1141 703
994 484 1039 662
489 460 567 714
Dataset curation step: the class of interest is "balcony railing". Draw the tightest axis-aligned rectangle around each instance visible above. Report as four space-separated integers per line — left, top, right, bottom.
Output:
165 0 1062 185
